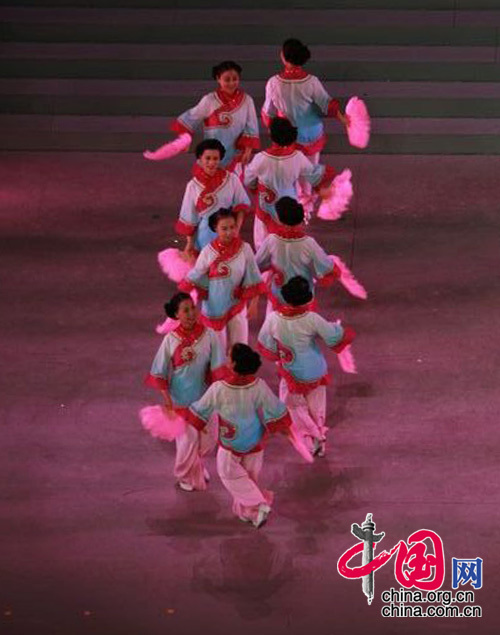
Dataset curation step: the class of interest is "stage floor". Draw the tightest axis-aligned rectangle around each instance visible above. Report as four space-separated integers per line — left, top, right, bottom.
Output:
1 151 498 634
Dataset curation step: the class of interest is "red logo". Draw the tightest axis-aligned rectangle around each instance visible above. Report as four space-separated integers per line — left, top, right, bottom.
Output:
337 514 445 604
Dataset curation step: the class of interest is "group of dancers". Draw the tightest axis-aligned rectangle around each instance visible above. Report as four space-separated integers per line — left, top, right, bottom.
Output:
140 39 370 528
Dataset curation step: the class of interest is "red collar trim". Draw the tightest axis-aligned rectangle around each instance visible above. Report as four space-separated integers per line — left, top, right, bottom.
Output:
173 322 205 343
210 236 244 260
272 224 306 239
279 67 309 80
225 371 256 386
265 143 297 157
216 87 245 108
192 163 227 186
277 301 315 317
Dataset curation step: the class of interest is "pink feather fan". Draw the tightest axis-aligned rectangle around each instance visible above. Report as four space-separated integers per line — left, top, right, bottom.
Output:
140 405 186 441
158 248 195 283
156 317 179 335
329 255 368 300
143 133 191 161
317 168 353 221
346 97 371 149
337 345 357 374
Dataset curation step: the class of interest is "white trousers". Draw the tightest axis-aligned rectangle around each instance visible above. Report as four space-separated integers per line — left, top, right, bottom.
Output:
174 416 217 490
216 446 273 522
217 305 248 353
279 379 327 447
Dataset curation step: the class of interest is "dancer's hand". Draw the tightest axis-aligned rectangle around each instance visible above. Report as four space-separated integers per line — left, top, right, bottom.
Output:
247 296 259 320
318 183 334 200
162 403 174 415
181 249 196 263
240 147 253 165
337 111 350 127
161 391 174 412
182 239 196 260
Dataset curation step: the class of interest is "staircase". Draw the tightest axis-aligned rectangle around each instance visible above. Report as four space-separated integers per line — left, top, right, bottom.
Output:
2 0 500 154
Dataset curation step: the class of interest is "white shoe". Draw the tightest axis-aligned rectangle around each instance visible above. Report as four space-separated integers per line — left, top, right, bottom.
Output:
312 437 321 456
253 504 271 528
203 468 210 482
317 439 326 458
178 481 194 492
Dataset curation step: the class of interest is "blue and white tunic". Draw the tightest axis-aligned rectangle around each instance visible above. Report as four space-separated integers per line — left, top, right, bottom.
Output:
244 144 335 230
258 304 354 394
255 225 340 307
187 372 292 455
262 67 340 157
173 88 260 170
175 164 250 251
145 322 226 412
179 237 266 331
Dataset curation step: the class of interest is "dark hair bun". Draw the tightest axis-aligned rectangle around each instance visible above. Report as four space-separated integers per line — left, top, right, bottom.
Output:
281 276 313 307
282 38 311 66
212 60 242 80
269 117 298 147
276 196 304 226
164 292 192 319
231 343 262 375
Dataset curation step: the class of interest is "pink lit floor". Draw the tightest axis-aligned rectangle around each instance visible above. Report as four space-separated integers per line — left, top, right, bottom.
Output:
0 151 498 634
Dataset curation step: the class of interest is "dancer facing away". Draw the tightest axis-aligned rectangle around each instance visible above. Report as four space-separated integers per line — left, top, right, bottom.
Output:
145 293 227 491
172 61 260 171
258 276 355 457
175 139 251 256
262 38 349 163
187 343 292 528
179 208 266 351
256 196 340 309
244 117 336 249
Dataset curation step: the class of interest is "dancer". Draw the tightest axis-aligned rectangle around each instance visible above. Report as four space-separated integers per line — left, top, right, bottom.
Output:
256 196 341 309
244 117 336 248
187 343 292 528
145 61 259 171
261 39 350 211
257 276 355 457
262 38 348 162
179 208 266 351
144 293 227 491
175 139 251 255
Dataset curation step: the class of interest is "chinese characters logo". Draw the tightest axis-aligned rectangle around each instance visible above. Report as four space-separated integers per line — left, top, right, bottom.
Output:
337 513 445 604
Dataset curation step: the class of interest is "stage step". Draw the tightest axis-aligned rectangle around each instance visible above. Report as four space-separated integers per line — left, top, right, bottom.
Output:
3 1 500 10
1 3 499 154
2 79 500 119
2 114 500 154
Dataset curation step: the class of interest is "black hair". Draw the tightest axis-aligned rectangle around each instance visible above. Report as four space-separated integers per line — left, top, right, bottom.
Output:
269 117 298 146
164 292 193 319
282 38 311 66
281 276 313 307
275 196 304 226
231 343 262 375
208 207 237 233
212 60 242 80
195 138 226 160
